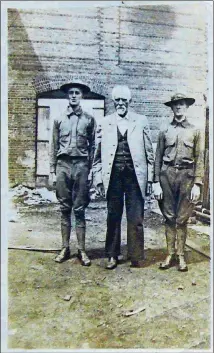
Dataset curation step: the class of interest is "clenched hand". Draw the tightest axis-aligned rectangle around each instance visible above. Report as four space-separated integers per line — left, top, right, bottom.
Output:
190 184 201 202
96 183 105 197
153 182 163 201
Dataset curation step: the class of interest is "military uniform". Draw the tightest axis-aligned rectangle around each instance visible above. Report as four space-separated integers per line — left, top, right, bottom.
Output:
50 92 96 264
154 94 204 271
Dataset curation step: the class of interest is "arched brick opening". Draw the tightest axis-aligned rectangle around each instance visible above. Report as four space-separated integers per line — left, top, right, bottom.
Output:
35 81 105 187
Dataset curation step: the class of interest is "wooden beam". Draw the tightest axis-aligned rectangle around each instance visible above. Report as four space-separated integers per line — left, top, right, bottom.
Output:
186 239 210 259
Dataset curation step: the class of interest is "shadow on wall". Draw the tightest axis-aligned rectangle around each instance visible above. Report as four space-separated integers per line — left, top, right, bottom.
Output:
8 9 46 187
119 5 177 64
106 4 177 117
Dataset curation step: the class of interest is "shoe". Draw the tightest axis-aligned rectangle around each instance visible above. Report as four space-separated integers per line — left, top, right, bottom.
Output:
77 250 91 267
177 255 188 272
106 257 117 270
130 260 145 268
159 254 177 270
54 247 70 263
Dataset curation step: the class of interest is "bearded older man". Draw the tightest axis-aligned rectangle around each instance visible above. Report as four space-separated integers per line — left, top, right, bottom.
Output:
92 85 154 269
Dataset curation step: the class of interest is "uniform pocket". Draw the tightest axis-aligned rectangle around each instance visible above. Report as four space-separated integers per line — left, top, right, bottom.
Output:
164 135 176 161
184 140 194 148
77 134 87 148
60 133 69 144
59 121 71 136
165 135 176 147
59 123 70 142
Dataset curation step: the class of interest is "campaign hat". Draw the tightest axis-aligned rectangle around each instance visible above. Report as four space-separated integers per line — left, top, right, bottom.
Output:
60 81 91 94
164 93 195 107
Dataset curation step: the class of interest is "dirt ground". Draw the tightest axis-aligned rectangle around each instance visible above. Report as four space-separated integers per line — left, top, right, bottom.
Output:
7 197 211 350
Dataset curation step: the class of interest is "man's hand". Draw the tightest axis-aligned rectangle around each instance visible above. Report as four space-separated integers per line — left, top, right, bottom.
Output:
49 172 56 188
96 183 105 197
190 184 201 202
153 182 163 200
146 182 153 196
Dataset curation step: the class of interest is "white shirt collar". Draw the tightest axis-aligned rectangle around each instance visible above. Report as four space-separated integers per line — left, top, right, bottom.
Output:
116 112 129 121
174 115 186 124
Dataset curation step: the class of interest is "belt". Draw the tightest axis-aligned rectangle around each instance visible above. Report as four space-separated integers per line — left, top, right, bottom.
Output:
58 154 88 161
163 162 193 169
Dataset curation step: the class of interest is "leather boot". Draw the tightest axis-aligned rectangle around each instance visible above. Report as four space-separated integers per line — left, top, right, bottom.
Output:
177 225 188 272
61 223 71 248
76 227 91 266
159 224 177 270
54 247 70 263
54 219 71 263
106 257 117 270
178 255 188 272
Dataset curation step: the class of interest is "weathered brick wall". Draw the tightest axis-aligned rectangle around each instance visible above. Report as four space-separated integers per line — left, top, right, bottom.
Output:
8 4 207 186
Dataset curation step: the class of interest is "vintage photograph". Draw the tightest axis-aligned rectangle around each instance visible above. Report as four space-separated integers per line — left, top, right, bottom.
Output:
1 0 213 351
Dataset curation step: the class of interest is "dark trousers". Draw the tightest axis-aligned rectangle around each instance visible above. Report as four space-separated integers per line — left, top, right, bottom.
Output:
56 156 90 230
159 165 195 226
105 164 145 261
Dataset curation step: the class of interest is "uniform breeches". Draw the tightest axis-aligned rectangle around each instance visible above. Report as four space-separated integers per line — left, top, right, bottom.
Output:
158 165 195 226
56 156 90 229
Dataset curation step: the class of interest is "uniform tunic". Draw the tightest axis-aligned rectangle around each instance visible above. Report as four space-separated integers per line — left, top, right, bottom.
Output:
50 105 96 173
50 105 96 225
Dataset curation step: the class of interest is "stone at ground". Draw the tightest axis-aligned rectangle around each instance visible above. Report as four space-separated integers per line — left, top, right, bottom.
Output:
62 295 72 301
9 185 58 206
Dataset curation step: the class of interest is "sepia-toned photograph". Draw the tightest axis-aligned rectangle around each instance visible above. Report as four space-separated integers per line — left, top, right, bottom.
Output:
1 0 213 351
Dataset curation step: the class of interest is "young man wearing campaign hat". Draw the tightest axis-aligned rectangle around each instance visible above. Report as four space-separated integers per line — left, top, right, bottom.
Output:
154 93 204 272
49 81 96 265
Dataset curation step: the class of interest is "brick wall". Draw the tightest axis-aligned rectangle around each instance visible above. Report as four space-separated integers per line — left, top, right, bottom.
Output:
8 4 207 186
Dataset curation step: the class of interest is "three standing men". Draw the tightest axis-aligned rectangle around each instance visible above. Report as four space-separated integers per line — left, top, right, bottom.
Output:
93 85 154 269
154 94 204 272
49 82 204 273
49 81 96 265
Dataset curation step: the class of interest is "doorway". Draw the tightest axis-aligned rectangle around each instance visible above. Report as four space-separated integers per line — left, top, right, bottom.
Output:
36 89 105 185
